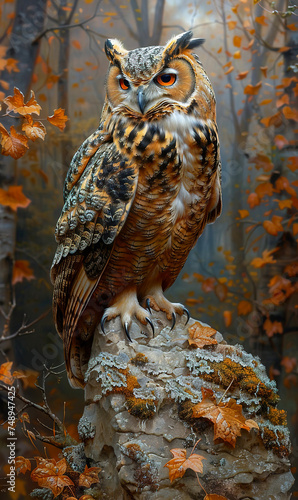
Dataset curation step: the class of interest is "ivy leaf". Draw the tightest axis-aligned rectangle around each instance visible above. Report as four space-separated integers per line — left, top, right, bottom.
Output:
0 185 31 211
47 108 69 131
22 115 46 141
78 465 101 488
188 322 217 348
0 124 29 159
12 260 35 285
192 388 259 447
31 458 74 498
164 448 205 482
4 88 41 115
15 456 31 475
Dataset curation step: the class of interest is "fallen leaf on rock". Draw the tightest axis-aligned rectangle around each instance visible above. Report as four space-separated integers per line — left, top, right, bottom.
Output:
164 447 205 482
188 322 217 348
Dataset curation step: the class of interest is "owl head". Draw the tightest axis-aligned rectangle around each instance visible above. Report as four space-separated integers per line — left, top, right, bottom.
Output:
104 31 212 120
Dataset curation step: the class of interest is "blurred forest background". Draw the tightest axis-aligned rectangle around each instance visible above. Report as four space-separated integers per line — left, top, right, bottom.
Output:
0 0 297 498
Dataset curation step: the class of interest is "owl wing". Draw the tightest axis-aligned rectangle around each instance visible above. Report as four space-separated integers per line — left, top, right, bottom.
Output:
51 136 138 364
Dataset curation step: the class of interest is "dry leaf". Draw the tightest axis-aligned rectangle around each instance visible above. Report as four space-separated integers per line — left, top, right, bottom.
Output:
192 388 259 447
188 322 217 348
13 368 39 389
274 134 289 150
247 192 260 208
47 108 69 131
164 448 205 482
237 300 252 316
214 282 228 302
201 277 216 292
250 248 277 268
223 310 232 327
78 465 101 488
236 70 249 80
263 215 283 236
0 361 14 385
263 318 283 337
22 115 46 141
244 82 262 95
255 182 273 199
0 124 29 159
238 209 249 219
31 458 74 498
4 87 41 115
0 185 31 211
15 456 31 475
12 260 35 285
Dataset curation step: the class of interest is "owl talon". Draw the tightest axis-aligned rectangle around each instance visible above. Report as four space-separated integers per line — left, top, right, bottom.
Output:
183 307 190 325
145 316 155 337
124 322 132 342
146 298 152 313
101 314 108 335
171 312 176 330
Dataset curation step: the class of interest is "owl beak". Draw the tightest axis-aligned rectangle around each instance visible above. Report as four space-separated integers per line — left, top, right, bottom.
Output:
137 87 147 114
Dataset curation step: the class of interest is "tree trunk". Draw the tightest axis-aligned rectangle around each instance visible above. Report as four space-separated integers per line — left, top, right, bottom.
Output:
75 312 293 499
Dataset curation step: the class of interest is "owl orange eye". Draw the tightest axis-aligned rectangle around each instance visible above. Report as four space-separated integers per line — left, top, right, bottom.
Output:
119 78 130 90
155 73 176 86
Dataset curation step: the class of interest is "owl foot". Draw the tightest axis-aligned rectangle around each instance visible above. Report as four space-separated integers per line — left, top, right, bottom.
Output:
145 291 190 329
100 288 154 341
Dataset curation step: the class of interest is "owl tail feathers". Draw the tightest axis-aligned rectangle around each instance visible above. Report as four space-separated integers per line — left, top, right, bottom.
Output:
65 331 93 388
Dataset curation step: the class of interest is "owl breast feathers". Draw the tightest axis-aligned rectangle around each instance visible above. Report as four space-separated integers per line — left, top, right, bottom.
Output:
51 31 222 388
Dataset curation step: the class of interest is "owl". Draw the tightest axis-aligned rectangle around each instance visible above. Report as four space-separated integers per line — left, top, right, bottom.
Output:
51 31 222 388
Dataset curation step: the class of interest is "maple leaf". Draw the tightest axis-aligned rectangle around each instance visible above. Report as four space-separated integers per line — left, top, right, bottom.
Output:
15 456 31 475
22 115 46 141
263 318 283 338
13 368 39 389
263 215 283 236
188 322 217 348
0 185 31 211
0 124 29 159
237 300 252 316
12 260 35 285
250 248 277 268
4 88 41 115
31 458 74 498
192 388 259 447
47 108 69 131
78 465 101 488
164 448 205 482
0 361 14 385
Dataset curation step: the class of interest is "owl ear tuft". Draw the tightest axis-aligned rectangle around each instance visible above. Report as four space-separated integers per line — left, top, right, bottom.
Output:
164 31 205 59
105 38 128 64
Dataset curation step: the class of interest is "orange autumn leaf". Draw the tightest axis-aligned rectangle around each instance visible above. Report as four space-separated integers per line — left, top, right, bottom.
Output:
263 215 283 236
255 15 268 26
251 153 273 171
247 192 260 208
287 156 298 172
276 94 290 108
22 115 46 141
238 209 249 219
78 465 101 488
274 198 293 210
31 458 74 498
275 176 296 196
71 40 81 50
284 261 298 277
224 66 234 75
0 185 31 211
201 277 216 292
0 361 14 385
265 275 295 306
261 111 283 128
13 368 39 389
15 456 31 475
47 108 69 131
237 300 252 316
214 282 228 302
192 388 258 447
236 70 249 80
282 106 298 122
188 322 217 348
0 124 29 159
260 66 268 77
274 134 289 150
244 82 262 95
12 260 35 285
250 248 277 268
164 447 205 482
233 35 242 47
4 87 41 115
259 98 272 106
223 310 232 327
281 356 297 374
255 182 273 199
228 21 237 30
263 318 283 338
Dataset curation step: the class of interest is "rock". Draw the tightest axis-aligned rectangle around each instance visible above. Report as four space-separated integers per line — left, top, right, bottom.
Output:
80 312 294 499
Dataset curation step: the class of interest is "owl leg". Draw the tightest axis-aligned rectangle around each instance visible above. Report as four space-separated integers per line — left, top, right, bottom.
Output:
100 286 154 341
143 286 189 329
